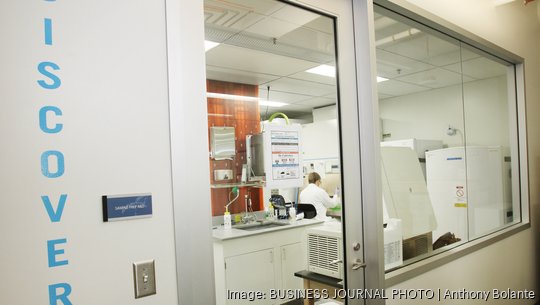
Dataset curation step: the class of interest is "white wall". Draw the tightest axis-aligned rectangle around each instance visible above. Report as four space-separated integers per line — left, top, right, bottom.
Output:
386 0 540 303
380 76 510 147
0 1 178 304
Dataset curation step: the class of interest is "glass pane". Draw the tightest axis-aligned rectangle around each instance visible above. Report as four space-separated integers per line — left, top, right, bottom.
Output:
375 7 520 271
375 10 469 268
204 0 345 303
460 45 519 239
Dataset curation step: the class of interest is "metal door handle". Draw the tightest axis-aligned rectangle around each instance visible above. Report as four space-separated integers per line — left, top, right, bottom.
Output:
352 259 366 270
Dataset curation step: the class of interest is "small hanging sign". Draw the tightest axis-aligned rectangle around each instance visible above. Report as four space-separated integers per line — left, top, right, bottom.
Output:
102 193 153 222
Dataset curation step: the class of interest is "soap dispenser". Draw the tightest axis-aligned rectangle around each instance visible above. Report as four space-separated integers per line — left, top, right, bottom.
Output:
224 211 232 230
267 202 275 220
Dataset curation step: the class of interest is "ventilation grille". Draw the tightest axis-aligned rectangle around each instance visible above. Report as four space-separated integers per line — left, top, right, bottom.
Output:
415 236 428 255
307 233 341 278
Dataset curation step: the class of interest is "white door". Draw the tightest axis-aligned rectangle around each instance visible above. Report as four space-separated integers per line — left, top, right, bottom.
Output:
288 1 385 304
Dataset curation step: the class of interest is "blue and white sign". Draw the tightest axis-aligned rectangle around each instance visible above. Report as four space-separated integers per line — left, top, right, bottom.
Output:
102 193 153 222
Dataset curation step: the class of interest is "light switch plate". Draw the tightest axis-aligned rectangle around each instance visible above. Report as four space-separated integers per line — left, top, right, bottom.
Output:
133 260 156 298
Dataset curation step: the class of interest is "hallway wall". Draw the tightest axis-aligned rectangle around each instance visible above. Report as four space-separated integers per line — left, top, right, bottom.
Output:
0 1 179 304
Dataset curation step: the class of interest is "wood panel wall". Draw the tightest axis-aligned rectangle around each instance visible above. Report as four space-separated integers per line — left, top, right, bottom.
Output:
207 79 264 216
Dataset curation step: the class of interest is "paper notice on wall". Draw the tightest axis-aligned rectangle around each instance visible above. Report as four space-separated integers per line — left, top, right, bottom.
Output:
270 130 300 181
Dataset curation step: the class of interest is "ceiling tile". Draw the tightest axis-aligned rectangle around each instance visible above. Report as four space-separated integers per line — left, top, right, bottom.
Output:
206 65 280 85
206 44 318 77
288 70 337 86
377 79 430 96
376 49 435 78
244 5 318 38
265 77 336 97
444 57 507 80
293 96 336 107
394 67 466 89
381 34 462 67
257 88 312 104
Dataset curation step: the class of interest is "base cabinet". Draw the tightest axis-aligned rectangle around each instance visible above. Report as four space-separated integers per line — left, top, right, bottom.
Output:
214 224 319 305
280 243 304 291
225 248 276 305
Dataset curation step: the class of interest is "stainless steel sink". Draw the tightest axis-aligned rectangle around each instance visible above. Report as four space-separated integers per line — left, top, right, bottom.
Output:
233 221 290 231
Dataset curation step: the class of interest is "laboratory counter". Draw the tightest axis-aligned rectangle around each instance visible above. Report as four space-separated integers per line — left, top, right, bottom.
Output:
212 218 324 240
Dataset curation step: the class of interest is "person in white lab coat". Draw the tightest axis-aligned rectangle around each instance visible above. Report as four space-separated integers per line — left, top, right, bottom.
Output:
299 172 339 221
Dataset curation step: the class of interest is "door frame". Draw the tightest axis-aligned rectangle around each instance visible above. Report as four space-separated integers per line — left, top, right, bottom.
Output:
165 0 385 304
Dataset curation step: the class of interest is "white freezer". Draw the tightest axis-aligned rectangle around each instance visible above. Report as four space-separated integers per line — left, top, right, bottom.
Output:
425 146 512 242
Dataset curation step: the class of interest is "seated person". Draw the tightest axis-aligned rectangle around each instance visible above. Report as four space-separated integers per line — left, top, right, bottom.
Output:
299 172 339 221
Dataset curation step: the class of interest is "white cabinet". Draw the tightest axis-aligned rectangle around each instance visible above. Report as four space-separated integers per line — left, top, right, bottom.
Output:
213 222 321 305
225 249 276 305
280 243 303 290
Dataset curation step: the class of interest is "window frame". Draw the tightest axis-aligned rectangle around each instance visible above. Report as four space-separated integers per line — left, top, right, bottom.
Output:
372 0 530 286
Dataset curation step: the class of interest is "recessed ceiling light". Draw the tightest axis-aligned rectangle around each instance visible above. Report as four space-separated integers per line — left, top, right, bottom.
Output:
306 64 336 77
205 40 219 52
377 76 389 82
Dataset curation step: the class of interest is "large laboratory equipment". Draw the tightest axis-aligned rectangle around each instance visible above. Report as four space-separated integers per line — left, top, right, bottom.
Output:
381 146 437 259
425 146 512 242
246 123 304 189
381 138 443 179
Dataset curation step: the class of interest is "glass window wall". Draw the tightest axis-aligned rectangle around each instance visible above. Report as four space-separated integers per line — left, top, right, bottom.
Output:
375 8 521 270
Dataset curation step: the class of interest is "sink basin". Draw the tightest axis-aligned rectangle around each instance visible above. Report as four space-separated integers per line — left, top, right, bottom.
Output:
233 221 290 231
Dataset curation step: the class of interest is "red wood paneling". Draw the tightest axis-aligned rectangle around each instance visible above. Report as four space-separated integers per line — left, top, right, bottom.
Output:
207 80 264 216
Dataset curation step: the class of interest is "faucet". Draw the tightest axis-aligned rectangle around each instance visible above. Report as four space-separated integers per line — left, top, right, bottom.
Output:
241 193 256 224
224 187 239 214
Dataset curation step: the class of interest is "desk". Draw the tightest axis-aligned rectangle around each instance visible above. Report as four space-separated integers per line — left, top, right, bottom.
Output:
294 270 343 305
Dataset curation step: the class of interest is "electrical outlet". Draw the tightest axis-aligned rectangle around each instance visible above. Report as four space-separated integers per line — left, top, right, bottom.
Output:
133 260 156 298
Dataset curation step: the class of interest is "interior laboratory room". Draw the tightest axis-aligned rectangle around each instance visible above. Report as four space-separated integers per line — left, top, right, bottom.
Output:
204 0 521 304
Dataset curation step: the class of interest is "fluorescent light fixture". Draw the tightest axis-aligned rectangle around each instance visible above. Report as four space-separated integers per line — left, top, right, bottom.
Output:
375 28 421 47
205 40 219 52
206 92 258 102
493 0 515 6
306 64 336 77
206 92 288 107
208 113 233 117
377 76 389 82
259 100 288 107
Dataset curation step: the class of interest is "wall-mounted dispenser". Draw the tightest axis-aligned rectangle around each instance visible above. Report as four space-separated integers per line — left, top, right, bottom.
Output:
210 126 235 160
